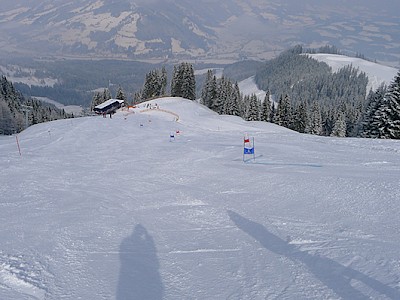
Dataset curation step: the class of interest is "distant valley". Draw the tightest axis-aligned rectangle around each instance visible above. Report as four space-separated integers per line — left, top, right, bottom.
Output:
0 0 399 66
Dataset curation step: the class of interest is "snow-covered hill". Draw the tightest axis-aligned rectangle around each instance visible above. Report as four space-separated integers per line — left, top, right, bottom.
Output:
1 98 399 299
309 54 399 92
237 54 399 102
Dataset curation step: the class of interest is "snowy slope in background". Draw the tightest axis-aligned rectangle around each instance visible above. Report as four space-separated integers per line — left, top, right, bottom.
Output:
1 98 400 299
34 97 84 116
309 54 399 92
238 54 398 103
238 76 267 101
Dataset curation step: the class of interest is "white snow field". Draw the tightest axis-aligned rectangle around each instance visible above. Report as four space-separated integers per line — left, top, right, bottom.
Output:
1 97 400 299
308 54 398 92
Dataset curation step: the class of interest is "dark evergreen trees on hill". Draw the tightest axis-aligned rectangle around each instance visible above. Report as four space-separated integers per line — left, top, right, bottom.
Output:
360 71 400 139
198 48 398 140
306 102 323 135
331 113 347 137
201 73 245 118
275 94 292 128
171 63 196 100
141 67 167 100
253 46 370 137
255 47 332 98
132 63 195 103
245 94 260 121
383 71 400 139
361 85 387 138
1 76 71 135
0 76 24 134
260 91 271 122
115 85 127 105
200 70 217 109
90 88 112 111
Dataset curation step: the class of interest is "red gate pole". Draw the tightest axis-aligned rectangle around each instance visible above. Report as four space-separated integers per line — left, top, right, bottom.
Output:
16 135 21 156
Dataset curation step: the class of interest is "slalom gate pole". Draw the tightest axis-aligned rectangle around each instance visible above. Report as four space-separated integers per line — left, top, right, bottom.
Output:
253 137 255 161
243 138 245 162
16 135 21 156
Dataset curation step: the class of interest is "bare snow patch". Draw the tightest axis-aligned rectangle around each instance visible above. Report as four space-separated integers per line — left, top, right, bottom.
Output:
238 76 266 101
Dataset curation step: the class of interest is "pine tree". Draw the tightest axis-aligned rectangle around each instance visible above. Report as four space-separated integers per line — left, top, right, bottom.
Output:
214 76 227 114
90 92 103 111
275 94 292 128
1 76 70 134
230 82 242 117
160 66 168 96
292 100 308 133
384 71 400 139
343 101 363 137
260 91 271 122
103 89 112 101
170 65 180 97
141 72 152 100
201 73 245 117
270 104 276 123
188 64 196 100
181 63 196 100
208 76 218 109
363 72 400 139
282 94 292 128
115 86 127 105
306 102 323 135
0 100 14 134
246 94 260 121
132 91 142 104
222 78 236 115
141 67 168 100
371 102 391 138
222 83 233 115
201 70 213 107
171 63 196 100
331 113 347 137
361 87 385 137
201 70 218 110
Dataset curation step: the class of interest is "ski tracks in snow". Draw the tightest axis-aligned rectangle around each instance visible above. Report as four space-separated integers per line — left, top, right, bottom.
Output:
0 251 52 300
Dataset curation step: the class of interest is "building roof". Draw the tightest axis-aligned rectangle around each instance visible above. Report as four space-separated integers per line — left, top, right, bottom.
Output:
95 99 124 110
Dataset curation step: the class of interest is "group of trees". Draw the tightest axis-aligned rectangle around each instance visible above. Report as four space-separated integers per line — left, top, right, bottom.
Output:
251 46 370 137
0 76 72 135
130 62 196 104
361 74 400 139
141 66 168 100
253 46 399 138
170 63 196 100
200 70 274 123
199 46 400 139
91 62 196 109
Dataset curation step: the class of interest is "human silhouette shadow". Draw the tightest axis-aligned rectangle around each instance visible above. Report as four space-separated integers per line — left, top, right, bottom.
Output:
117 224 164 300
228 210 400 300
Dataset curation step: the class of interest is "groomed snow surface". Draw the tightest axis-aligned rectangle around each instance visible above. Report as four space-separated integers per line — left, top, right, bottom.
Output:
1 97 400 299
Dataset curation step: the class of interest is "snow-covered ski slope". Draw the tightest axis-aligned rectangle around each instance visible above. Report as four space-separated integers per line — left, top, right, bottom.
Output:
1 97 400 299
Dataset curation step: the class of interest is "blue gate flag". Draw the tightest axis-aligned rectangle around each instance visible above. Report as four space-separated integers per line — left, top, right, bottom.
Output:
244 147 254 154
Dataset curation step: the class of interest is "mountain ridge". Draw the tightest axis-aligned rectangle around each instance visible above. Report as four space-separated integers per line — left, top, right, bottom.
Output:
0 0 399 65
